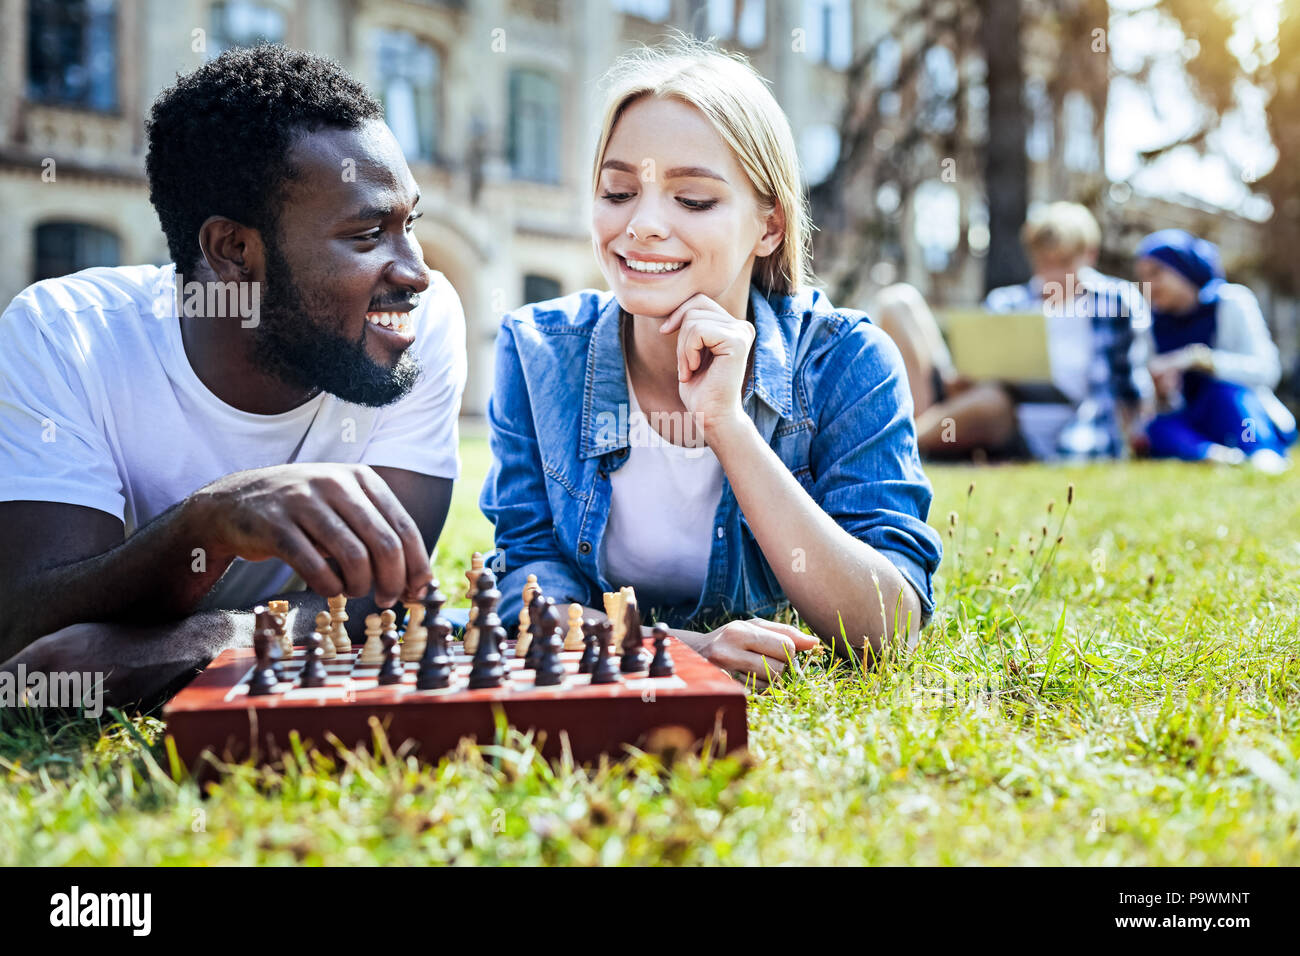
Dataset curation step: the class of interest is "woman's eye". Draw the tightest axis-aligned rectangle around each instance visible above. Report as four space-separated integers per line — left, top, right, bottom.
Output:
679 198 718 211
600 191 635 203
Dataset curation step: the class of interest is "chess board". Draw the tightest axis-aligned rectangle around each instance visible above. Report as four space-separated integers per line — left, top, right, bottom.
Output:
164 634 748 769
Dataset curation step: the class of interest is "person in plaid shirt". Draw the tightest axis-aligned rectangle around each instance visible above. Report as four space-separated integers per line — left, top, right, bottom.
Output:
877 202 1151 461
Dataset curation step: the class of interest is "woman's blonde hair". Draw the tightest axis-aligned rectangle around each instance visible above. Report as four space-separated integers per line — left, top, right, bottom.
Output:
591 36 811 298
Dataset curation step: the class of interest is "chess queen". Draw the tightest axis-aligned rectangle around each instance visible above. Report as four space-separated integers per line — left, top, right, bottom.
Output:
481 37 943 689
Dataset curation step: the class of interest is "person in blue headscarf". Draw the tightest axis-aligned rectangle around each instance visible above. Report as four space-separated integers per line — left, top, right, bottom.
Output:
1135 229 1296 472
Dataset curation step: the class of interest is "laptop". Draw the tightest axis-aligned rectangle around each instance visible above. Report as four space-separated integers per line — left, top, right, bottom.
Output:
940 308 1068 404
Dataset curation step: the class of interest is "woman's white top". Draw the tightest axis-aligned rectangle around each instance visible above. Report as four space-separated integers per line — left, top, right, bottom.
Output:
600 367 725 609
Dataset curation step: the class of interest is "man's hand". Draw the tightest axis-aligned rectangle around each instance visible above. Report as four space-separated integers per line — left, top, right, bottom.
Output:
678 618 819 692
187 463 432 608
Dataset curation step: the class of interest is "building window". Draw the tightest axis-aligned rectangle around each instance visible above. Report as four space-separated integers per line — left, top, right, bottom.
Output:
26 0 119 111
612 0 670 22
802 0 852 70
34 222 121 281
209 1 286 57
523 274 562 304
706 0 766 47
509 69 561 184
374 30 441 163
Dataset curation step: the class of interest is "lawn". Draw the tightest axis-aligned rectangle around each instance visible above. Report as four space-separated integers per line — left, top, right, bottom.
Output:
2 433 1298 865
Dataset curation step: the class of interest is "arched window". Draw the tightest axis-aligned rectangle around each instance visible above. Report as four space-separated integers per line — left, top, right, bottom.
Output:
34 222 122 281
509 69 561 184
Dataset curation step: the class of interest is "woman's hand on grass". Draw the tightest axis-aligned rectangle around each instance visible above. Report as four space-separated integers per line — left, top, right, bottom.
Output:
678 618 819 692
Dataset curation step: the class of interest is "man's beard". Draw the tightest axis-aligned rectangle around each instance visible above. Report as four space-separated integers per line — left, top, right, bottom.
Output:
249 242 420 407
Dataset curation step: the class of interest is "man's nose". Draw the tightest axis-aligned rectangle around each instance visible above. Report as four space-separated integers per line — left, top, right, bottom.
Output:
390 235 431 294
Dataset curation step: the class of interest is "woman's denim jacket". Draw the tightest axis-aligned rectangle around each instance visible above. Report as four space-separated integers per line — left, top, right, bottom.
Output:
480 284 943 629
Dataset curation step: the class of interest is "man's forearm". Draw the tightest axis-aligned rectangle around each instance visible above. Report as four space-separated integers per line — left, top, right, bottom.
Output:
0 498 233 658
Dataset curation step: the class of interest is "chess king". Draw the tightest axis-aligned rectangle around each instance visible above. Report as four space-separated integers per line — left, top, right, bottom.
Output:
0 46 465 704
480 37 944 690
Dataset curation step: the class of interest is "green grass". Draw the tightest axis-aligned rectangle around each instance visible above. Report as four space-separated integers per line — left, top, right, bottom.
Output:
3 436 1299 865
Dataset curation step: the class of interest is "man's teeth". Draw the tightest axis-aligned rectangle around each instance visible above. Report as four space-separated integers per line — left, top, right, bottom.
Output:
623 258 687 274
366 312 412 334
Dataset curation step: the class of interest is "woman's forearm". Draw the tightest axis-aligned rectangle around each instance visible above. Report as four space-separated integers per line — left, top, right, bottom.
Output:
705 413 921 651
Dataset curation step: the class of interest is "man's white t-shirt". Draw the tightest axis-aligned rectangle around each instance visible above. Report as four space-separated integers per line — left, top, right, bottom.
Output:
600 371 724 609
0 263 467 609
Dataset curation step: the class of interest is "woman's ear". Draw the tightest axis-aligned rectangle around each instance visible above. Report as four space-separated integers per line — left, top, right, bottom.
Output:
755 203 786 258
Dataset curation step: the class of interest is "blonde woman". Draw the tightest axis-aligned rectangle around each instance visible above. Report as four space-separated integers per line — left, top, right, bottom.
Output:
480 39 942 687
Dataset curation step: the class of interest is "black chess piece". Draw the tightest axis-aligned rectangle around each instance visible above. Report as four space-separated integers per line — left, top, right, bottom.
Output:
648 623 676 678
534 626 567 686
248 626 278 696
253 607 285 680
468 623 506 689
417 582 453 690
620 599 648 674
298 628 328 688
525 597 557 670
577 617 600 674
590 620 622 685
377 624 404 685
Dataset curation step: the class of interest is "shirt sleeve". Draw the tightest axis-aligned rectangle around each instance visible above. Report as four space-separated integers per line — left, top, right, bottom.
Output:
0 297 125 519
361 273 468 479
808 319 944 616
479 315 592 624
1210 286 1282 389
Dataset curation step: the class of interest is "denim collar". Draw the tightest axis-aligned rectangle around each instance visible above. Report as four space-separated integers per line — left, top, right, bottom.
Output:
579 286 796 460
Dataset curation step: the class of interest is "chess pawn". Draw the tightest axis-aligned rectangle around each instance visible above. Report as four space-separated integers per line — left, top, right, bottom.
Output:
248 626 279 696
578 618 600 674
327 595 351 653
590 620 622 685
299 628 328 688
534 626 567 687
377 622 404 685
467 622 506 689
563 603 585 652
401 600 427 662
515 606 532 658
313 610 336 660
359 613 385 666
648 623 675 678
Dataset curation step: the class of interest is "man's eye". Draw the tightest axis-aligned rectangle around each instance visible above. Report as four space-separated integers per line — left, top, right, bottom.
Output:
406 211 424 231
353 229 382 242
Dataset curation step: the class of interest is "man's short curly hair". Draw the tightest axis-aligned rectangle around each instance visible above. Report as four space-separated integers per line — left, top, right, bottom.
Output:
146 44 384 274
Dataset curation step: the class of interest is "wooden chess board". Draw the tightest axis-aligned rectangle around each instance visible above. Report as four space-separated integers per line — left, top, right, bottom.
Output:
164 634 747 769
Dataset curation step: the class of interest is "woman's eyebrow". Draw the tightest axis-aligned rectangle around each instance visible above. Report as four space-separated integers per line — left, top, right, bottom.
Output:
664 166 727 183
599 160 727 184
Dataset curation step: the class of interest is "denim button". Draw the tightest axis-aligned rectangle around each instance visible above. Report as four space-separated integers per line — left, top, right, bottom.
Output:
716 526 725 539
578 541 592 554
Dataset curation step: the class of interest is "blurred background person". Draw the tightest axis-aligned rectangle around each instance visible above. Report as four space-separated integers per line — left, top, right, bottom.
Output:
876 203 1150 462
1136 229 1296 472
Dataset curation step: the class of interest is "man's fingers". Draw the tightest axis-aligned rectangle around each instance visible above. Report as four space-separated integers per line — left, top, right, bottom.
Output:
295 508 373 598
272 523 346 598
321 484 408 607
355 467 432 599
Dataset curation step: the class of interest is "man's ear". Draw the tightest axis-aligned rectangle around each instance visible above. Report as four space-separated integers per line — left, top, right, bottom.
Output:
755 203 786 258
197 216 266 282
